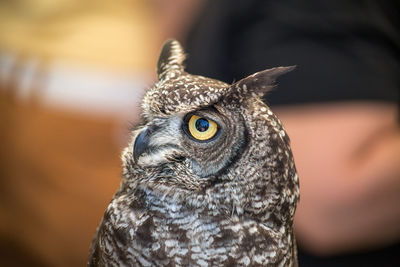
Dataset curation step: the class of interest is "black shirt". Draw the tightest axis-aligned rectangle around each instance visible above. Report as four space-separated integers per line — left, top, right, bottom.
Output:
185 0 399 107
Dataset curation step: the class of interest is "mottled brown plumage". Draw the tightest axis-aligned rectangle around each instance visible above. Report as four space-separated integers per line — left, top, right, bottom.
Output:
88 40 300 266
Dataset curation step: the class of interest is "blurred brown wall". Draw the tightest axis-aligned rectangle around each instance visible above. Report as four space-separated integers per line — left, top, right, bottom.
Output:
0 90 121 266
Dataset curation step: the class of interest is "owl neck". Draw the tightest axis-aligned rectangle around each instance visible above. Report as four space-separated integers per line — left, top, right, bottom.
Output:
121 162 297 234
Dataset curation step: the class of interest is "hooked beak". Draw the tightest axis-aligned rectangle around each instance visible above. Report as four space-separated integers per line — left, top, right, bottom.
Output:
133 128 151 163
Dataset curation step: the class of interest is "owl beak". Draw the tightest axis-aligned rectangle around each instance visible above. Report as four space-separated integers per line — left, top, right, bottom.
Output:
133 128 151 163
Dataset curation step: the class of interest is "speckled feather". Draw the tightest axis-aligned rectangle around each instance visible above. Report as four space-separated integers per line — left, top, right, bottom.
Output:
88 40 299 267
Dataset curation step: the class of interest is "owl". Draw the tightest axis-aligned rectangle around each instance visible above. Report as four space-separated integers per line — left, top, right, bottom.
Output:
88 40 300 266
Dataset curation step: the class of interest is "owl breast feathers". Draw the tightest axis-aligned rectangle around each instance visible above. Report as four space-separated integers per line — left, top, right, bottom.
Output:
88 40 300 267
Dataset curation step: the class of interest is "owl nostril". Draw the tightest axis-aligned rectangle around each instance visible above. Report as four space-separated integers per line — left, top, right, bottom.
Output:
133 129 151 163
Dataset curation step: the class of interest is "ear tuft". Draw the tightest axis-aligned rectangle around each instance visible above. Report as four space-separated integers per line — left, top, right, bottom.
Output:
233 66 296 98
157 39 186 80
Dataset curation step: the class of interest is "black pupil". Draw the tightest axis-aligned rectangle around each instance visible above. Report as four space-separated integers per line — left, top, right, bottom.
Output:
195 118 209 132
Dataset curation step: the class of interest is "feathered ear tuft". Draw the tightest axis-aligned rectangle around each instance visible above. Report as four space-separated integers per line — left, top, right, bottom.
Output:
233 66 296 98
157 39 186 81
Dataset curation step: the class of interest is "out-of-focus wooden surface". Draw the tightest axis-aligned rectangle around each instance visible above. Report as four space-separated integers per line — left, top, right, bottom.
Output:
0 92 121 266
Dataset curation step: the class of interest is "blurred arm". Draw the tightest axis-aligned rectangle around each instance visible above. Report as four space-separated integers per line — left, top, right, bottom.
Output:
275 102 400 255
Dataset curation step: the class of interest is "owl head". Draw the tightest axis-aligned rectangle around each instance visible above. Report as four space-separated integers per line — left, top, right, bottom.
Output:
122 40 299 225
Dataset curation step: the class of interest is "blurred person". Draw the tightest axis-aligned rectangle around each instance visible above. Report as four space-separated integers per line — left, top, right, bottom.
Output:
185 0 400 266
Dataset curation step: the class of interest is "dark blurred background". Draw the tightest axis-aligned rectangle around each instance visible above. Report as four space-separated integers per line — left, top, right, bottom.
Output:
185 1 399 266
1 0 399 266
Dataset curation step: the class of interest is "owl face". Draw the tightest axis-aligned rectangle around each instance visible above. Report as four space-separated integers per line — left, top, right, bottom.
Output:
133 98 246 179
121 40 298 222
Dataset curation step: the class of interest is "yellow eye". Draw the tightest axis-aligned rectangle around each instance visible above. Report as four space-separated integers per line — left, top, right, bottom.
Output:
188 115 218 141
